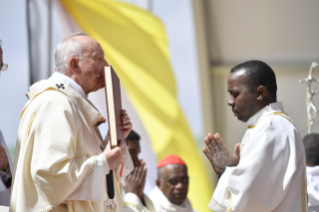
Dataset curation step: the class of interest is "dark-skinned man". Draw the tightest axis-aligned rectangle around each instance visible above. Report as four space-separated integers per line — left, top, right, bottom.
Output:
123 130 155 212
203 60 307 212
303 134 319 211
149 155 196 212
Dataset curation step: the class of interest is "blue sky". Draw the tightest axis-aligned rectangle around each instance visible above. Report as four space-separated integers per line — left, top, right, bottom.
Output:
0 0 203 147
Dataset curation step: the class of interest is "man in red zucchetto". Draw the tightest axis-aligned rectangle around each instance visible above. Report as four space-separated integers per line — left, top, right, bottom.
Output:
149 155 196 212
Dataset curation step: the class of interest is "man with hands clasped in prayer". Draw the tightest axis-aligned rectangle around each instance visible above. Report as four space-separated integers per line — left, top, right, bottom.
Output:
123 130 155 212
203 133 240 177
203 60 308 212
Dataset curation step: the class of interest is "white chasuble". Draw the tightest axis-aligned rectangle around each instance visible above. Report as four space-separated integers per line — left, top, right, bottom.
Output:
0 130 13 207
9 77 133 212
149 186 195 212
209 102 308 212
124 191 156 212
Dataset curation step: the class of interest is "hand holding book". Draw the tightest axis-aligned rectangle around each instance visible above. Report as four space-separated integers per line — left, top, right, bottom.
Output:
102 109 132 170
120 109 133 139
104 66 133 200
103 137 126 170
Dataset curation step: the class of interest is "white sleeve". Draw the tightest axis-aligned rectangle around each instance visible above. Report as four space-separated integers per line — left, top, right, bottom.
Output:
124 193 146 212
67 153 109 201
209 120 299 211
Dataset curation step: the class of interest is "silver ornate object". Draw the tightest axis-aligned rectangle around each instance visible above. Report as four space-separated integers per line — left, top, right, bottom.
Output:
299 62 319 134
104 199 116 212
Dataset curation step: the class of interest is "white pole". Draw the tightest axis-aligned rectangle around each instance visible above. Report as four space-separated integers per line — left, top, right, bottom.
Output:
147 0 152 12
48 0 52 77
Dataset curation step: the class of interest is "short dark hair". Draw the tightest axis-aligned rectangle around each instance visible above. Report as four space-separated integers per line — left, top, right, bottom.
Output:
230 60 277 99
303 133 319 166
125 129 140 144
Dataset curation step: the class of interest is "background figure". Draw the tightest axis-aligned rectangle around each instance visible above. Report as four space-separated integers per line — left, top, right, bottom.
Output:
303 134 319 211
123 130 155 212
150 155 196 212
0 40 13 208
125 130 142 167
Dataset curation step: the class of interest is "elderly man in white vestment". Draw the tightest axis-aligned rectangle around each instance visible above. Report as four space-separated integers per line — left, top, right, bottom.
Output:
203 60 308 212
149 155 196 212
9 33 134 212
303 134 319 212
123 130 155 212
0 40 13 209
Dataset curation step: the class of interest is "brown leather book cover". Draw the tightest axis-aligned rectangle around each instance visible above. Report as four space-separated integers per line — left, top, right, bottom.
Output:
104 66 124 148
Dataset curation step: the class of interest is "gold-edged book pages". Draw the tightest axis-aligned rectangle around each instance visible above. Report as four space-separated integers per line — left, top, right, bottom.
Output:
104 66 124 148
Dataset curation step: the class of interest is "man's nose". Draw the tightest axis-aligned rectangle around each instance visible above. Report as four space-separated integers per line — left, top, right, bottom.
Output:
133 156 140 166
102 58 109 67
228 96 234 106
175 182 187 189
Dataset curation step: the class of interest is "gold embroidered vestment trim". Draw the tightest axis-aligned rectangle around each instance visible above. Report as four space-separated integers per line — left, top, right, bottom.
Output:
248 112 293 129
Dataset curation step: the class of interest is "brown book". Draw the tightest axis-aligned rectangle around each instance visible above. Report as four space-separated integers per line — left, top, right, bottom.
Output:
104 66 124 148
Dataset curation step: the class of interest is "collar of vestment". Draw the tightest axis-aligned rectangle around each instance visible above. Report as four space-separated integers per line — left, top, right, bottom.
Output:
23 78 106 126
51 72 87 99
245 102 284 127
150 186 194 212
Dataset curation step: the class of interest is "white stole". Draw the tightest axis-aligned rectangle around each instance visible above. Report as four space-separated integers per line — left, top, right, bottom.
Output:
150 186 194 212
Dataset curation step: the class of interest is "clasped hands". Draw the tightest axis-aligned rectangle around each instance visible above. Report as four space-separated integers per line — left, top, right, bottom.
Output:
123 160 147 201
103 109 132 170
202 133 240 176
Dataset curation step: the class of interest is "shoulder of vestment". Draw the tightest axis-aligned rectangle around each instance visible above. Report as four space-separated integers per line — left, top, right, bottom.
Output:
21 79 105 126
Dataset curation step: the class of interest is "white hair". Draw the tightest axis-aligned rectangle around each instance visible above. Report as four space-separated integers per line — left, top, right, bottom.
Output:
54 32 89 73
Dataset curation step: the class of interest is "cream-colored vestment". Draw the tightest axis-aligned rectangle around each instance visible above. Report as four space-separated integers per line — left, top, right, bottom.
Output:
149 186 195 212
209 102 308 212
9 73 133 212
124 192 155 212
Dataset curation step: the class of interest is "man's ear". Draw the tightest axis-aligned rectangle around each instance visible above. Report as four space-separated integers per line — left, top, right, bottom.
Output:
69 57 81 75
156 179 160 187
256 85 267 101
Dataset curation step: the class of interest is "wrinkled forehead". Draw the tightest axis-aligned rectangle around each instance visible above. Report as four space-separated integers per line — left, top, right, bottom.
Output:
163 164 188 178
80 36 104 56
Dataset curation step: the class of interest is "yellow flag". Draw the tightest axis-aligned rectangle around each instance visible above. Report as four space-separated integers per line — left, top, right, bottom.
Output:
60 0 213 211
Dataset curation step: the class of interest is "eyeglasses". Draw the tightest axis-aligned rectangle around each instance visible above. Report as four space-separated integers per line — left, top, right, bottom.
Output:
0 63 8 72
